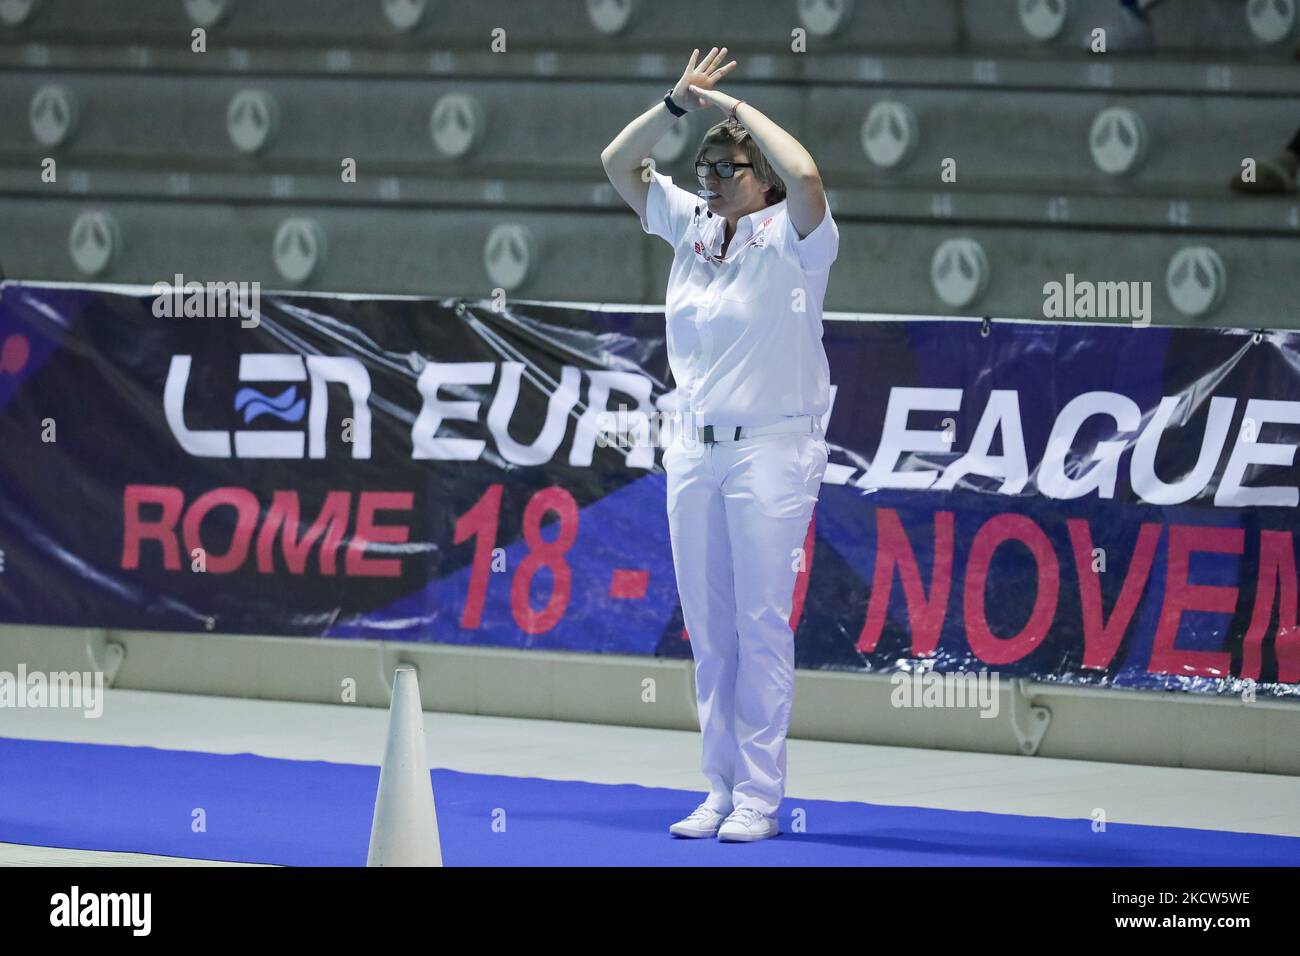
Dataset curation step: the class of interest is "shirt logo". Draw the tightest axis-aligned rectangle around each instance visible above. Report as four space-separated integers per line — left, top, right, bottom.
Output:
692 214 776 261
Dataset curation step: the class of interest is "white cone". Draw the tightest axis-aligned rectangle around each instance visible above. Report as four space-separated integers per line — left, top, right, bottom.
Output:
367 665 443 866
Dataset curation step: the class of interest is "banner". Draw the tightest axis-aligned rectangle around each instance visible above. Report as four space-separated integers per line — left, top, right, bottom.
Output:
0 281 1297 699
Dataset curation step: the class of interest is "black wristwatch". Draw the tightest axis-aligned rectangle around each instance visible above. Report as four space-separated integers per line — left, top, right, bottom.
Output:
663 89 687 118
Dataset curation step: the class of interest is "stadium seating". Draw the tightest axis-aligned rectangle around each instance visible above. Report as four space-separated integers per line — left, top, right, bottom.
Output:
0 0 1296 325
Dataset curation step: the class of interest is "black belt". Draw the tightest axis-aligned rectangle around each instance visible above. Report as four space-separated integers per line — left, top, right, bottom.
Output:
692 416 820 445
700 425 742 444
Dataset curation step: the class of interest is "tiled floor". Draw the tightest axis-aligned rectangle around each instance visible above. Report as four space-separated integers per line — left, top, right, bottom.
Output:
2 688 1297 865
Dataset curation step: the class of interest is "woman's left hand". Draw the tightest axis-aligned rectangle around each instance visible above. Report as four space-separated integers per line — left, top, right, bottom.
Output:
687 84 739 114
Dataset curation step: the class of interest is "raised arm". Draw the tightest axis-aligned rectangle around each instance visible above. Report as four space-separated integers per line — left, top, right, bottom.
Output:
687 84 826 240
600 47 738 222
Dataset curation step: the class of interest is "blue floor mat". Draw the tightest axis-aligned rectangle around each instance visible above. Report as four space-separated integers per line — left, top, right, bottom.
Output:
2 737 1296 866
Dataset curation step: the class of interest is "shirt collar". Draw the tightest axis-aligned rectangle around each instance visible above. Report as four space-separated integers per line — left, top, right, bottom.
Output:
710 200 785 241
745 199 785 231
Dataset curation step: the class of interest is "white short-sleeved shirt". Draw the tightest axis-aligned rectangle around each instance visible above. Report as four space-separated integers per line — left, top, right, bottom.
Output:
640 169 838 428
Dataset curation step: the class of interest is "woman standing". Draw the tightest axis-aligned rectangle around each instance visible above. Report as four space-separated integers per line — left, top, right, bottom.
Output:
601 47 838 843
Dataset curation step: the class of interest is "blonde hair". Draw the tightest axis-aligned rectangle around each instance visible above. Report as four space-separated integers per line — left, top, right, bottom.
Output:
695 118 787 204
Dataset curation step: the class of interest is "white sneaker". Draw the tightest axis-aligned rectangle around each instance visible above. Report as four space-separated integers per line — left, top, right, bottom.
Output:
669 803 728 838
717 807 780 842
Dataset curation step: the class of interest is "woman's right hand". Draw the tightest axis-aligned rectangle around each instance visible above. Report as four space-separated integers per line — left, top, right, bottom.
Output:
671 47 738 112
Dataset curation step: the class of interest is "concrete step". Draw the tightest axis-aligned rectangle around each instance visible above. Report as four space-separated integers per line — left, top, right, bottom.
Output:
2 193 1296 326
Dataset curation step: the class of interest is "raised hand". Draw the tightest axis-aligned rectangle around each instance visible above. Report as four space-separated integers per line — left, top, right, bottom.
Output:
671 47 738 112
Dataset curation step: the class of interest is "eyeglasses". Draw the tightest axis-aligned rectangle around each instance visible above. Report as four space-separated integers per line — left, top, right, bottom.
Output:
695 160 753 179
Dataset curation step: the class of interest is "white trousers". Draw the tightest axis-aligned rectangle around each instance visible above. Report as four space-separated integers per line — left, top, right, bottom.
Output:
663 420 830 818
